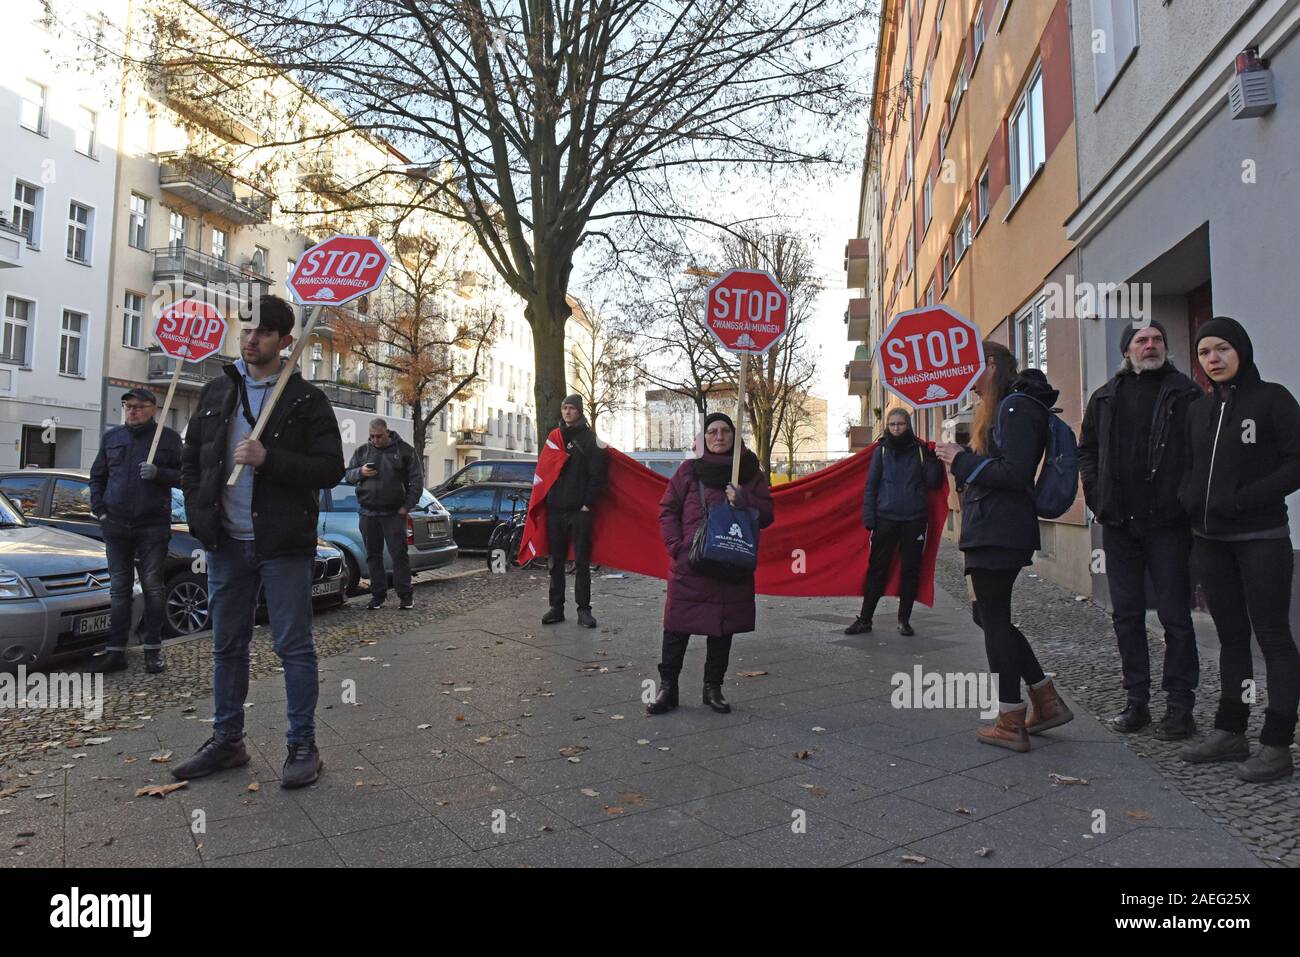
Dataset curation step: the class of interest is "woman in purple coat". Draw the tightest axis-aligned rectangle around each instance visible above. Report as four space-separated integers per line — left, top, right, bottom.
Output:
649 412 775 715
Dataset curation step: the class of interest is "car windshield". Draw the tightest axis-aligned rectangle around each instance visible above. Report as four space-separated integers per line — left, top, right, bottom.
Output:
170 488 187 523
417 488 439 511
0 490 27 527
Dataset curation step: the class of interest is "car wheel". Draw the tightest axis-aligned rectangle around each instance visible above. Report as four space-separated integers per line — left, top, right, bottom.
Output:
165 571 210 638
342 551 362 596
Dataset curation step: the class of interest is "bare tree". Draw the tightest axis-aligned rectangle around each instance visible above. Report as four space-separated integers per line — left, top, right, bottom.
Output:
567 299 635 432
333 227 499 464
777 388 816 477
149 0 869 441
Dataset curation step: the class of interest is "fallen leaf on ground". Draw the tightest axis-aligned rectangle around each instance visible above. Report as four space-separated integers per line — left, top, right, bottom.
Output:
84 737 112 746
34 793 56 801
604 805 625 815
416 724 432 730
454 715 466 722
975 847 993 858
1048 773 1089 786
474 736 493 745
1125 809 1152 822
794 750 812 760
0 786 30 798
580 788 600 797
955 806 973 816
149 751 173 764
900 853 928 865
738 671 769 678
797 784 828 798
811 727 826 733
123 756 138 764
135 782 187 798
636 739 650 746
610 714 625 720
619 793 646 806
566 757 581 763
247 782 261 792
558 746 588 758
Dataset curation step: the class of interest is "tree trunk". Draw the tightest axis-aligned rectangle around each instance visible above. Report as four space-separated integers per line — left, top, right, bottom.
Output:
409 399 427 468
527 289 573 442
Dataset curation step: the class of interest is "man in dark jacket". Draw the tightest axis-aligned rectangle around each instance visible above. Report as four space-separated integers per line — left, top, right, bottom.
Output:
87 388 182 674
542 394 607 628
345 418 425 610
171 295 345 790
1078 320 1202 739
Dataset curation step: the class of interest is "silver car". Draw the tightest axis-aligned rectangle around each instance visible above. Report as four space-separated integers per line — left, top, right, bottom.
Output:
0 489 142 671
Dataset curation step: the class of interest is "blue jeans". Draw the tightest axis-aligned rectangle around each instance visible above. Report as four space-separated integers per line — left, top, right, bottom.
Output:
207 533 318 745
103 521 168 651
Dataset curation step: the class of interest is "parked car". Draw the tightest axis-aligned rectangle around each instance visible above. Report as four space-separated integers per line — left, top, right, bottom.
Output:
432 459 537 496
317 483 459 594
0 469 347 638
0 489 143 671
437 481 532 551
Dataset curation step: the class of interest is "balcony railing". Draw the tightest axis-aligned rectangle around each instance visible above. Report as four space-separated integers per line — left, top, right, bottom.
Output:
147 346 232 388
159 153 272 226
845 297 871 342
848 425 874 451
845 359 872 396
844 238 869 289
456 429 487 447
162 58 262 144
0 218 22 268
309 380 378 412
153 245 267 298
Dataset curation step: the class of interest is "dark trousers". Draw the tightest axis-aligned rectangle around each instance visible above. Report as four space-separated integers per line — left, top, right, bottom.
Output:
861 516 927 623
103 523 168 651
659 630 733 686
1102 521 1199 708
969 567 1046 705
1193 536 1300 746
547 507 592 611
360 512 412 601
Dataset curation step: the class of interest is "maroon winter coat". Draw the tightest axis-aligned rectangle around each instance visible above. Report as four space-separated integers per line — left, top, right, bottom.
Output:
659 451 775 636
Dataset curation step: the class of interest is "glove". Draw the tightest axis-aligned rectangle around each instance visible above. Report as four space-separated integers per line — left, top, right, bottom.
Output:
139 462 158 481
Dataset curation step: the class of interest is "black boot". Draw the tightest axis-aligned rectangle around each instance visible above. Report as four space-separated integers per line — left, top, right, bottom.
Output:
1152 704 1196 741
703 683 731 714
144 648 165 674
646 680 678 715
577 609 597 628
844 617 872 635
281 740 322 789
1110 702 1151 734
897 620 915 636
171 736 250 780
90 649 127 673
541 606 565 625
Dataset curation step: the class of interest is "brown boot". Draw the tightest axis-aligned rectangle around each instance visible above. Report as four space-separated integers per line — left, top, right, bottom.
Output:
976 706 1030 752
1024 678 1074 735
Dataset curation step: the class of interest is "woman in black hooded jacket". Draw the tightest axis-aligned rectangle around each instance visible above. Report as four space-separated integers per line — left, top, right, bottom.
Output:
1177 316 1300 782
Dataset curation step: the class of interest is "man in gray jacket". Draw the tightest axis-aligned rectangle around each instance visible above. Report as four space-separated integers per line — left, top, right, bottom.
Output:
345 418 425 609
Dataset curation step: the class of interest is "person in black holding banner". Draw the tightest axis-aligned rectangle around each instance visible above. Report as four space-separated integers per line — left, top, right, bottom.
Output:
847 408 944 636
542 395 607 628
345 417 425 610
87 388 182 674
1178 317 1300 782
1078 320 1202 739
651 412 775 714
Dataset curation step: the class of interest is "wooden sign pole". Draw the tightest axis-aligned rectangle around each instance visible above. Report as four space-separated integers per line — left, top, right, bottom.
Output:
145 359 184 465
226 305 322 486
731 352 749 486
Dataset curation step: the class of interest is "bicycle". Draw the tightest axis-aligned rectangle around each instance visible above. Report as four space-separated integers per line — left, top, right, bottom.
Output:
485 493 601 574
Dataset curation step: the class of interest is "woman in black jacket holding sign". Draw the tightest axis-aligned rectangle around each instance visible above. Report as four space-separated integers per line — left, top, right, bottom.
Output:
1178 317 1300 782
936 341 1073 752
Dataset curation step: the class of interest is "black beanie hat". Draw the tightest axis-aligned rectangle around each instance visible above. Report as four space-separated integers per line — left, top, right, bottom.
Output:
703 411 735 433
561 394 583 413
1194 316 1254 372
1119 319 1168 357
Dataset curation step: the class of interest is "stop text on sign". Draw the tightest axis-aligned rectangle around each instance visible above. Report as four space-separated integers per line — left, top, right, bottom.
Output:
704 268 790 355
875 305 984 409
709 288 786 329
298 249 384 280
288 235 391 307
883 326 973 375
154 298 227 363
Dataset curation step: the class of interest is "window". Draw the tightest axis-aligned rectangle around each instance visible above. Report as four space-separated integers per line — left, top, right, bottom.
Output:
936 0 945 33
2 296 32 364
123 291 145 348
51 479 94 521
128 193 149 249
977 165 990 225
948 52 968 126
973 3 986 63
168 210 185 250
924 281 936 306
73 107 97 156
211 227 227 261
66 202 91 263
20 80 46 133
1016 296 1048 377
1009 66 1045 201
60 310 86 376
904 138 913 191
0 475 44 514
953 206 972 263
903 232 913 278
12 181 41 247
921 64 931 117
923 174 933 229
1091 0 1139 104
251 245 268 276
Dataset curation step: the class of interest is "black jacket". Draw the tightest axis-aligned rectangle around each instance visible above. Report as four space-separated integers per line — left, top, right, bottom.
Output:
89 421 183 528
1078 363 1202 527
345 432 424 515
181 363 345 558
862 433 944 527
546 421 607 512
1177 319 1300 537
950 370 1057 553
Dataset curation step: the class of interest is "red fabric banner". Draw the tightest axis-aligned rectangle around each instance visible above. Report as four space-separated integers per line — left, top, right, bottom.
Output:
518 429 951 603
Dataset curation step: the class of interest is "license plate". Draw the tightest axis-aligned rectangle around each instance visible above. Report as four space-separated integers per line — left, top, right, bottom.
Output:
311 580 341 597
73 612 111 636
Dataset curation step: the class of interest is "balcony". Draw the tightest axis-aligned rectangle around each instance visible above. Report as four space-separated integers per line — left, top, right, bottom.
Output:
0 218 22 268
147 346 232 389
844 238 869 289
162 58 263 144
848 425 874 451
845 359 872 397
159 153 272 226
845 297 870 342
309 380 378 413
456 429 487 448
153 246 266 299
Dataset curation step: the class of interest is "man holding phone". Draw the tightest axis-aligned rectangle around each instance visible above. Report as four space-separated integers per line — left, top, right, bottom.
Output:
345 417 425 610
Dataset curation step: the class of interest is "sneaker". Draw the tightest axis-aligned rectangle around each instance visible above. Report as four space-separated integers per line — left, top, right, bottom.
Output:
843 617 871 635
89 649 127 674
281 741 323 789
399 597 414 610
170 736 251 780
1181 729 1250 764
1152 704 1196 741
541 607 565 625
1235 745 1294 782
144 648 165 674
1109 702 1151 734
577 609 597 628
367 596 386 611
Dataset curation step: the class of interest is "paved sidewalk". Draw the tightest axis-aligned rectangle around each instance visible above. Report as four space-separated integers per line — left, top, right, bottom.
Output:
0 561 1264 868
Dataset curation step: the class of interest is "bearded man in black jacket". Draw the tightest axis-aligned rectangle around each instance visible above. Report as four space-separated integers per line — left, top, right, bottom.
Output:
542 395 607 628
1079 320 1203 740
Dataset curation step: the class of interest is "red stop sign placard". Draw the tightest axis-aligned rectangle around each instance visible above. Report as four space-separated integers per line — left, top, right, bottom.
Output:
154 298 227 363
288 234 391 306
705 268 789 354
877 305 984 408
